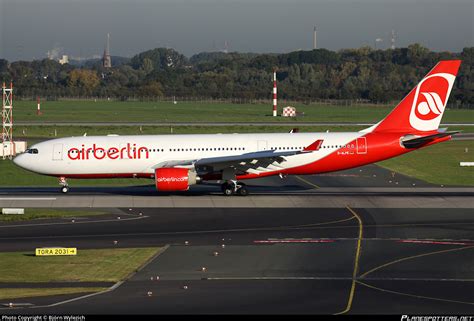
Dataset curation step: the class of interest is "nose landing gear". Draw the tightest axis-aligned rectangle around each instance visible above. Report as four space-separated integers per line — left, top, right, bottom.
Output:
59 177 69 193
221 181 248 196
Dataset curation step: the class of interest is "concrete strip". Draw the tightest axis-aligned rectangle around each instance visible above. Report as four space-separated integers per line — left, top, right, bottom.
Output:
171 195 215 207
91 196 134 208
0 195 472 208
51 196 94 208
132 196 173 207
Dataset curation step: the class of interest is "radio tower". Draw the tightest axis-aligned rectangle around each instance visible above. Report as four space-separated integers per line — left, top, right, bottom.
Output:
103 33 112 68
391 30 396 50
313 26 317 50
2 82 14 160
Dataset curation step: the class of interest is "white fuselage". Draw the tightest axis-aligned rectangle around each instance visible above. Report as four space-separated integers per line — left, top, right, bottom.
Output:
14 132 364 177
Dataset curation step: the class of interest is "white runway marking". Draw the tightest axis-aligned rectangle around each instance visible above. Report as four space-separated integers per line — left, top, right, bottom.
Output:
0 197 57 200
0 215 148 229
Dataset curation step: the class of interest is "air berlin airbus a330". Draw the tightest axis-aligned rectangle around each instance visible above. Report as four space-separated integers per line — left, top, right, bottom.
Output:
14 60 461 196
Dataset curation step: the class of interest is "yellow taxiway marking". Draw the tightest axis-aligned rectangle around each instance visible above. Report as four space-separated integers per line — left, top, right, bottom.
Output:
288 216 355 229
296 175 320 189
360 245 474 278
334 206 363 315
356 280 474 306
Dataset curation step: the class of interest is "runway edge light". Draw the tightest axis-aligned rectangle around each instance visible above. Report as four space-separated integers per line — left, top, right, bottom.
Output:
35 247 77 256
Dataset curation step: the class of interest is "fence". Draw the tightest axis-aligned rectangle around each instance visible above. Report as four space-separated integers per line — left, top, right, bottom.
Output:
15 95 473 109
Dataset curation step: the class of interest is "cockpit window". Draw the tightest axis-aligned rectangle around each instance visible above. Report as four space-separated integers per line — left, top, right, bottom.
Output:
25 148 39 154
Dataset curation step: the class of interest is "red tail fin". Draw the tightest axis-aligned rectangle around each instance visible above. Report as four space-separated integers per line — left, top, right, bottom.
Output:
370 60 461 134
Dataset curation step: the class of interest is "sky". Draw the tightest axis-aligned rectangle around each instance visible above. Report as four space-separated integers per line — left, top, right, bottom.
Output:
0 0 472 61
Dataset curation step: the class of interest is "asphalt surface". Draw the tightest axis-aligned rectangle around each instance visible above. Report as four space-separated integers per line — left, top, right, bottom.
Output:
1 207 473 314
0 164 472 314
0 165 473 208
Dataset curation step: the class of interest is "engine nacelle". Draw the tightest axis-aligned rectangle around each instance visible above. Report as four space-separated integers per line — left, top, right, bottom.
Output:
154 168 197 191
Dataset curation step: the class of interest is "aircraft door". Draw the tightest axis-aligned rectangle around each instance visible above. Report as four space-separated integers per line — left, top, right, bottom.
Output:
356 137 367 154
52 144 63 160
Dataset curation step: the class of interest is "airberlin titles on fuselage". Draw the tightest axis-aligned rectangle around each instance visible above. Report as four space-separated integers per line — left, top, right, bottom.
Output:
67 143 150 160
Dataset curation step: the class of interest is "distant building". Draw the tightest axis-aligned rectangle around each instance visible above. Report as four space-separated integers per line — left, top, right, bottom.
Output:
58 55 69 65
103 33 112 68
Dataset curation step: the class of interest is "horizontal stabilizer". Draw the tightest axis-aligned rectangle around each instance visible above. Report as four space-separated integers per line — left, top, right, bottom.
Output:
401 131 459 149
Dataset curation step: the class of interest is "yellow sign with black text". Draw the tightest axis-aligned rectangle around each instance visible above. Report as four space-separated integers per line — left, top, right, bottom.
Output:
35 248 77 256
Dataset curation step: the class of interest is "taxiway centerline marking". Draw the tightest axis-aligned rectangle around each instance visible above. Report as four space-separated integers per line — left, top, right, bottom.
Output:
295 176 320 189
356 280 474 306
359 245 474 279
335 206 363 315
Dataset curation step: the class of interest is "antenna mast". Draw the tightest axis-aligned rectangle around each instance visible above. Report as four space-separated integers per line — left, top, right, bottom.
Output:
2 82 14 159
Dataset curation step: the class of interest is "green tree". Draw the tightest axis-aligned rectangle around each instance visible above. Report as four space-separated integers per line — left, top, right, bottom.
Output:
68 69 100 94
140 58 154 75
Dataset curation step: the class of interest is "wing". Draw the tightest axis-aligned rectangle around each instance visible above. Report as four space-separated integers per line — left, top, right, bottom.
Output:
152 139 323 176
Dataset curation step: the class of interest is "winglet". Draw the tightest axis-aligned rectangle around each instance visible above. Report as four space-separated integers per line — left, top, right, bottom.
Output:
303 139 323 152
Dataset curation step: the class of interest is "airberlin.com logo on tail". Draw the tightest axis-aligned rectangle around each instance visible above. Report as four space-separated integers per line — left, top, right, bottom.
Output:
409 73 455 131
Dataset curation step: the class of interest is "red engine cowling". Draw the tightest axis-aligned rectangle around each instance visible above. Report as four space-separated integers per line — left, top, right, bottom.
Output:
155 168 197 191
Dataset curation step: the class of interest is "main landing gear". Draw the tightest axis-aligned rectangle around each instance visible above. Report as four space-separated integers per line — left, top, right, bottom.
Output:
59 177 69 193
221 181 248 196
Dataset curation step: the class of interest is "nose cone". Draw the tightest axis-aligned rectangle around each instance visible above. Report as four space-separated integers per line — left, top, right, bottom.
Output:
13 154 27 169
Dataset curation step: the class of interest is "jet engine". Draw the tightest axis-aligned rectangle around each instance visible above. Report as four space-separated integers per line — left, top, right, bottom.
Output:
154 168 198 191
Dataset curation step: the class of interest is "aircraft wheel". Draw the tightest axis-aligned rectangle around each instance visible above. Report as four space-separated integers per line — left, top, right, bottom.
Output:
61 186 70 194
223 187 234 196
237 186 249 196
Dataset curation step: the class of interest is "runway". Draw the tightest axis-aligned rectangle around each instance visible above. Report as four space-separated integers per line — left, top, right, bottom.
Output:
0 165 473 208
1 207 473 314
0 188 472 208
0 164 473 314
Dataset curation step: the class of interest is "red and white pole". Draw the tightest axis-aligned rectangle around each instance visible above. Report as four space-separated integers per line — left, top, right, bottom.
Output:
36 96 42 115
272 70 277 117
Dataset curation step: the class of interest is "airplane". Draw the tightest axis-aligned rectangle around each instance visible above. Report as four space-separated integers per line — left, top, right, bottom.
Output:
13 60 461 196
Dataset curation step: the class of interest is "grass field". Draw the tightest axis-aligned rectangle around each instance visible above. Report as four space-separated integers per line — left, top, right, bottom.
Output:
13 124 474 140
0 208 107 222
0 159 152 187
0 248 161 283
15 124 368 139
14 100 474 123
0 287 108 300
378 140 474 186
